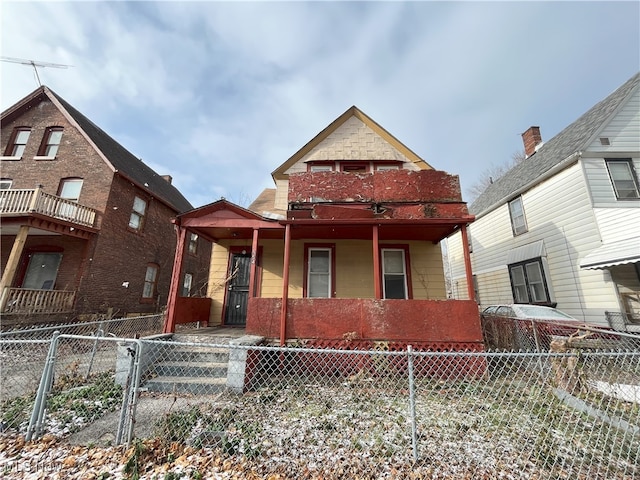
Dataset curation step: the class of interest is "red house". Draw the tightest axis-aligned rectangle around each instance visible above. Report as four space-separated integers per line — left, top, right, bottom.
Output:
165 107 480 352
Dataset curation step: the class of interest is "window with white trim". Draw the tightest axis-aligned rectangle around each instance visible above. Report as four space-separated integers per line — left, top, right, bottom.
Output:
375 165 400 171
0 179 13 190
37 127 63 158
382 248 408 299
128 196 147 231
508 196 528 236
306 247 332 298
4 127 30 157
182 273 193 296
606 159 640 199
142 263 159 299
508 258 550 304
188 233 198 255
309 165 333 172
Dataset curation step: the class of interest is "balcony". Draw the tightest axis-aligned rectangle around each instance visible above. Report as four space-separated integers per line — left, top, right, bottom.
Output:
0 188 97 228
0 287 76 315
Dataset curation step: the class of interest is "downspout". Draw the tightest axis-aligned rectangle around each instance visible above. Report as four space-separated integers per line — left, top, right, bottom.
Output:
164 223 187 333
460 224 475 302
279 224 291 345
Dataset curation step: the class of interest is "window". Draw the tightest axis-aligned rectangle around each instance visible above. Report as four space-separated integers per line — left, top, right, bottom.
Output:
182 273 193 297
4 127 30 157
375 165 400 171
57 178 83 219
128 196 147 231
0 179 12 190
508 196 528 235
382 248 409 299
37 127 63 158
606 159 640 199
309 164 333 172
304 244 335 298
340 162 369 173
142 264 159 299
22 252 62 290
508 258 550 304
188 233 198 255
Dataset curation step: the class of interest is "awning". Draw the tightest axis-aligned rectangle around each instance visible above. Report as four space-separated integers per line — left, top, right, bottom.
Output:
579 236 640 270
506 240 546 265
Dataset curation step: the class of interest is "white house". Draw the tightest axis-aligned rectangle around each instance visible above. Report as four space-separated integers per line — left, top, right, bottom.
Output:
447 72 640 330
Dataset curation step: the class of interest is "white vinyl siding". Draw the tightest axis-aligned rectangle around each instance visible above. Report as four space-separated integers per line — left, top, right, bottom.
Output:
453 163 619 324
587 88 640 152
583 158 640 207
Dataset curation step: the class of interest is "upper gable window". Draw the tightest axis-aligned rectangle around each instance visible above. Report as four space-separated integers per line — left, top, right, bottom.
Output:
606 159 640 200
375 165 400 171
341 162 369 173
37 127 63 158
309 165 333 172
508 196 528 236
3 127 31 158
128 196 147 231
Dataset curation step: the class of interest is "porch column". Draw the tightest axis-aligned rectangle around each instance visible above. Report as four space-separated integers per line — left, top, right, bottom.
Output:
372 224 382 299
164 225 187 333
279 224 291 345
248 228 259 298
460 224 475 302
0 225 30 311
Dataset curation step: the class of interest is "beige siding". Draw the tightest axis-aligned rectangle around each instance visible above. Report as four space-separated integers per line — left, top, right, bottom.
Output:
274 179 289 211
475 268 512 306
407 241 446 300
335 241 374 298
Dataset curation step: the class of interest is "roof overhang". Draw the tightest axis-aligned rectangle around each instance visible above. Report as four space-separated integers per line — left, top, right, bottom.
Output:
579 237 640 270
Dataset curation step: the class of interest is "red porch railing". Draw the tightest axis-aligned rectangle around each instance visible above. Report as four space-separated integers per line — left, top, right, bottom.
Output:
0 287 76 314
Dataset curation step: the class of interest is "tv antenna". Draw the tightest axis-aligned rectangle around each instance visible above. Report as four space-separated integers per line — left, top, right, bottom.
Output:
1 56 73 87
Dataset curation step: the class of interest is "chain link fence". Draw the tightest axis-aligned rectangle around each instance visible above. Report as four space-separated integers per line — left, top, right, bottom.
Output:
2 317 639 478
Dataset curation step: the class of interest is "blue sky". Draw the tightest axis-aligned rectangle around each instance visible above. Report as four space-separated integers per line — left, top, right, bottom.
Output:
2 1 639 208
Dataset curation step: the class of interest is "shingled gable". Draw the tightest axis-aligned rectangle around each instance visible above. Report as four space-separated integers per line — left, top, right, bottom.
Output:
270 105 434 181
470 72 640 218
1 86 192 213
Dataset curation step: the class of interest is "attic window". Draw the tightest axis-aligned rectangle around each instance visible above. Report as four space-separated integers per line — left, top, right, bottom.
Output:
341 162 368 173
4 127 31 158
599 137 611 146
37 127 63 158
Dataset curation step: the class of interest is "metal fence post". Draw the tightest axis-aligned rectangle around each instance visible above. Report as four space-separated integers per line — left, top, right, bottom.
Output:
407 345 418 462
117 339 144 445
115 340 138 445
85 323 105 380
26 331 60 441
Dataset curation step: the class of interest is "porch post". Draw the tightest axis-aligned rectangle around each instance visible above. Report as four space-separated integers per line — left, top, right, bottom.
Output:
279 224 291 345
372 224 382 299
460 224 475 302
164 225 187 333
0 225 30 310
248 228 259 298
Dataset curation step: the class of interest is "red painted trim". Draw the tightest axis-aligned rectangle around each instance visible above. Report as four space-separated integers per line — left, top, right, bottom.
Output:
372 225 381 299
281 217 475 226
221 245 252 326
379 244 413 299
280 224 291 345
164 226 186 333
249 229 259 298
461 225 475 301
303 243 336 298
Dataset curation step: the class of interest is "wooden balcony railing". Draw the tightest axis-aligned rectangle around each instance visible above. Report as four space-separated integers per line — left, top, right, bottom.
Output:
0 188 97 228
0 287 76 315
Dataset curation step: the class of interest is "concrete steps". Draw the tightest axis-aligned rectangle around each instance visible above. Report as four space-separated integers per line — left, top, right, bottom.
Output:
143 334 237 395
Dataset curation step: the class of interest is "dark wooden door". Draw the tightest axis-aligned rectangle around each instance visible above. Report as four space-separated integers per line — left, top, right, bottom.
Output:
224 252 251 326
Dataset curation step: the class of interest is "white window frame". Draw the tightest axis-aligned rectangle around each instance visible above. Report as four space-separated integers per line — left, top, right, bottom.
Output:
182 273 193 297
128 196 147 231
375 165 400 171
142 264 159 299
606 159 640 200
306 247 332 298
188 233 198 255
310 165 333 172
382 248 408 299
508 196 528 236
0 179 13 190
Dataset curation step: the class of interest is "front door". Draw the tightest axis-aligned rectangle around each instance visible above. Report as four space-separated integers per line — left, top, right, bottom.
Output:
22 253 62 289
224 252 251 326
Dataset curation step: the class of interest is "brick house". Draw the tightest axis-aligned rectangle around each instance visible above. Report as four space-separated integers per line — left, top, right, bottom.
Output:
164 106 482 352
0 86 211 327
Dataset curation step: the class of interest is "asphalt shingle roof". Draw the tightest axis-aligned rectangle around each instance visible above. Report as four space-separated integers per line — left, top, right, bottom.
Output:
470 72 640 217
48 88 193 213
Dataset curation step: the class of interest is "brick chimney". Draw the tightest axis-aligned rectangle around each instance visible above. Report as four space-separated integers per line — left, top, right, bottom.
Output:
161 175 173 184
521 126 542 158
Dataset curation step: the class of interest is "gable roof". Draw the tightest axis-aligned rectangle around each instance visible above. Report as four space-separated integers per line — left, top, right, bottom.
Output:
470 72 640 217
1 86 193 213
271 106 432 181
